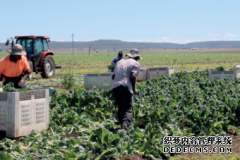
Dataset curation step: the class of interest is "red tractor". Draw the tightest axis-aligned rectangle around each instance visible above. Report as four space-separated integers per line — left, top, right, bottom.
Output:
5 35 61 79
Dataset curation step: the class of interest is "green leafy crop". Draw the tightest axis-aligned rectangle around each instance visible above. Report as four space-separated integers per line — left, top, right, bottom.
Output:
2 82 16 92
0 153 11 160
107 64 115 72
0 82 32 92
1 70 240 159
215 66 225 71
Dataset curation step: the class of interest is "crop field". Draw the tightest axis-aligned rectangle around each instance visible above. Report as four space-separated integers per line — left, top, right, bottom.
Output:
52 49 240 74
1 50 240 159
1 71 240 159
1 48 240 75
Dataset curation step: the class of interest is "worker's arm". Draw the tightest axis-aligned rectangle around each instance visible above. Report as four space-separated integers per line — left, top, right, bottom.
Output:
111 57 118 65
18 72 30 87
22 73 30 81
18 71 30 87
112 63 116 80
130 72 137 91
131 62 140 94
0 58 6 80
18 57 31 87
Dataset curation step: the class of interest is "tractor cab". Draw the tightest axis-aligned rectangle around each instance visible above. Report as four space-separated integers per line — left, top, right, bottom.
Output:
5 35 60 79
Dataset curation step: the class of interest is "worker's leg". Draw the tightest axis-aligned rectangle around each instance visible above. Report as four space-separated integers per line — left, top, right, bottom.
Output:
112 86 124 125
121 87 133 130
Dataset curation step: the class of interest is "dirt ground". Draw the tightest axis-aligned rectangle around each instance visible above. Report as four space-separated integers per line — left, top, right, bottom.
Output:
120 154 150 160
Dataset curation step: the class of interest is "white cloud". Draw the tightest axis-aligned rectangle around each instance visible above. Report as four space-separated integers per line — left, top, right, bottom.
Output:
74 39 97 42
208 33 219 36
54 39 98 42
224 33 237 39
210 38 220 41
161 37 172 41
126 39 151 42
55 40 65 42
126 38 204 44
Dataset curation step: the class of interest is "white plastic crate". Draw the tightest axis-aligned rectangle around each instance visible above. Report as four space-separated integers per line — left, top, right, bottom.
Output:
33 88 56 103
0 89 49 138
147 67 174 80
84 73 113 90
137 68 148 82
209 70 240 80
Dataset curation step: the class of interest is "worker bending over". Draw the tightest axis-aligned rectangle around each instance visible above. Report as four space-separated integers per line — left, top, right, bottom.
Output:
112 48 142 131
111 51 123 65
0 44 31 88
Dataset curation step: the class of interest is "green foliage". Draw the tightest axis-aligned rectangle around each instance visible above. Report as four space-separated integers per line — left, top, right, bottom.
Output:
107 64 115 72
61 71 76 89
0 82 32 92
229 66 239 71
64 152 77 159
0 153 11 160
19 88 32 92
215 66 225 71
2 82 16 92
2 70 240 159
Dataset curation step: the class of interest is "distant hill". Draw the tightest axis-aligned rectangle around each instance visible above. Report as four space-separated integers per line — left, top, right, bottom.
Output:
0 40 240 51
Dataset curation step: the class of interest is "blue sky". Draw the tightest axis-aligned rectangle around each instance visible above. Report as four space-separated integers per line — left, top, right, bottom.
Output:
0 0 240 44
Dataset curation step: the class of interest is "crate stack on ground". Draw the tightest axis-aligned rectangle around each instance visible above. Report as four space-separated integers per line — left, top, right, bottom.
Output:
146 67 174 80
209 69 240 80
84 67 174 90
84 73 113 90
0 89 49 138
136 68 148 82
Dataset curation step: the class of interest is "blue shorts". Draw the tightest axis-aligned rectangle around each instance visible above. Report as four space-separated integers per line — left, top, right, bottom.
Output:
21 83 27 89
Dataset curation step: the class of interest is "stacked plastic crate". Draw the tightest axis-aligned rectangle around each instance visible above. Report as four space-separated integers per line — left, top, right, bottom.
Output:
0 89 49 138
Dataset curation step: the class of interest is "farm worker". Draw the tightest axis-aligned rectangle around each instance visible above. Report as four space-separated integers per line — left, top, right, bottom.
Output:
112 48 142 131
0 44 31 89
111 51 123 65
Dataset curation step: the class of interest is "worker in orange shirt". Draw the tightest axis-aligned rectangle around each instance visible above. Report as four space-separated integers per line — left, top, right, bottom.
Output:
0 44 31 88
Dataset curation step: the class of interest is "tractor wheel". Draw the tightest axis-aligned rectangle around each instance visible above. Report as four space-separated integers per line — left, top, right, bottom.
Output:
27 61 33 80
41 55 55 78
